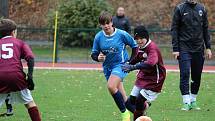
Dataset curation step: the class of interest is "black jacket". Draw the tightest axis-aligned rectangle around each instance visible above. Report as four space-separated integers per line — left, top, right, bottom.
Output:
171 2 211 52
112 15 131 33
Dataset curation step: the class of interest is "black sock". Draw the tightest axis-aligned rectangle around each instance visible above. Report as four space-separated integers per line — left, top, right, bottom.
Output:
125 96 136 113
136 94 147 111
5 99 12 110
112 90 126 113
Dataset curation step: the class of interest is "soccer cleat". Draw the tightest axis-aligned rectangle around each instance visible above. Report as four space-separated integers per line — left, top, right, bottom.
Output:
121 109 130 121
190 101 201 110
6 108 13 116
181 103 191 111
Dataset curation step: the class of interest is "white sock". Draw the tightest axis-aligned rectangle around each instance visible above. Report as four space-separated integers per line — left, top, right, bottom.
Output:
182 95 190 104
190 94 197 102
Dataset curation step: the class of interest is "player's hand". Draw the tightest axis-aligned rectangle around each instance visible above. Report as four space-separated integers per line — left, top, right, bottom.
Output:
98 53 106 62
27 74 35 90
121 63 135 73
206 49 212 59
172 52 179 60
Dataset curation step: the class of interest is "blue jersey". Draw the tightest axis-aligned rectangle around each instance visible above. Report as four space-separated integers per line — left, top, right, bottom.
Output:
92 28 137 68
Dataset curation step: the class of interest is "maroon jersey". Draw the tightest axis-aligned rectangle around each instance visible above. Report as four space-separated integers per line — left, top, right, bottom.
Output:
130 40 166 92
0 36 34 93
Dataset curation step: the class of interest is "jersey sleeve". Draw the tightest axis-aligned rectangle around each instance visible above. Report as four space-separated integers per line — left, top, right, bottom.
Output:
171 6 181 52
202 7 211 49
122 31 137 48
21 42 34 61
91 34 100 54
129 51 142 65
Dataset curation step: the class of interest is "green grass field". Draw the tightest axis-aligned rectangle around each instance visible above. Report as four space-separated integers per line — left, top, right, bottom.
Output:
32 46 215 64
32 46 91 59
0 70 214 121
31 46 174 61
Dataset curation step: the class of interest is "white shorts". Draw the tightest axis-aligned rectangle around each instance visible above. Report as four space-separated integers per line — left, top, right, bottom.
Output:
130 85 160 102
0 89 33 107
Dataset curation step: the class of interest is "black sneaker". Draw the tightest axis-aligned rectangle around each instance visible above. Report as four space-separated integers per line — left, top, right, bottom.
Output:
6 108 13 116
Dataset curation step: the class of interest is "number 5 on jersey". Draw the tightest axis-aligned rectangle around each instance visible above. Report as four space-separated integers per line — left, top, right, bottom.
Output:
0 43 14 59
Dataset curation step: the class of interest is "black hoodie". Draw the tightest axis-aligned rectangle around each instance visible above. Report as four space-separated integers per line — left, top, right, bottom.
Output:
112 15 131 33
171 1 211 52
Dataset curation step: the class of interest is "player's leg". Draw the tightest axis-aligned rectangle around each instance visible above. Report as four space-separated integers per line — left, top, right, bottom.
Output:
5 94 13 116
0 94 10 116
119 81 137 113
108 75 127 112
125 85 140 113
25 101 41 121
133 93 147 120
134 89 158 120
190 52 204 110
10 89 41 121
118 82 128 102
119 82 137 113
108 75 130 121
125 95 136 113
109 65 130 121
178 52 191 110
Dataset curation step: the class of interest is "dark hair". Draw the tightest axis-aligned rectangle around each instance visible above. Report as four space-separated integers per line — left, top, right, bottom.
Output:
134 25 149 40
99 11 112 25
0 19 17 37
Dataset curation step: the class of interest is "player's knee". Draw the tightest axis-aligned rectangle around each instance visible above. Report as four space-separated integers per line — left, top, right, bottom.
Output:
25 101 37 109
107 84 117 94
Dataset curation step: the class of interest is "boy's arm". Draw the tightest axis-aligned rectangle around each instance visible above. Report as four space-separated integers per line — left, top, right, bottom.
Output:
122 31 138 63
121 62 153 73
91 35 101 62
91 52 99 62
129 47 138 64
26 57 35 90
22 43 35 90
122 46 159 73
171 6 181 52
202 8 211 50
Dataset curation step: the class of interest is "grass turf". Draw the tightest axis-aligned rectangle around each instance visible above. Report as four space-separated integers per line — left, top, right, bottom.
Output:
0 70 214 121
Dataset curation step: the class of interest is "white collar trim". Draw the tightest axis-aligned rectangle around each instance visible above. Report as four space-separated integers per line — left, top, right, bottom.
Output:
2 36 13 39
103 28 117 37
140 39 152 49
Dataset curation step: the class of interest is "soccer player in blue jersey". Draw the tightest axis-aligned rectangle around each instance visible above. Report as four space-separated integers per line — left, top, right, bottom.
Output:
91 11 138 121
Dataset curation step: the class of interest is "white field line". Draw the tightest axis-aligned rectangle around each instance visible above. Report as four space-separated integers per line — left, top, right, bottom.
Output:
23 67 215 73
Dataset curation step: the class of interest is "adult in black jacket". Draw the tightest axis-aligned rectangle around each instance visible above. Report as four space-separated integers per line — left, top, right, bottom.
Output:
171 0 212 111
113 7 131 33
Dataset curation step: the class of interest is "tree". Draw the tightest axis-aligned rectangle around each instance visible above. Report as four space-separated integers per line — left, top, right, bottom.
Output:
54 0 113 47
108 0 215 29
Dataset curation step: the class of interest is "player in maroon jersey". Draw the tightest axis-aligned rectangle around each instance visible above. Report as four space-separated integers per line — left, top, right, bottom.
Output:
0 19 41 121
121 26 166 120
0 31 13 117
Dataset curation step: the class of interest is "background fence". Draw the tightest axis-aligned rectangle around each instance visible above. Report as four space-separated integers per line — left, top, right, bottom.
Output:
17 27 215 65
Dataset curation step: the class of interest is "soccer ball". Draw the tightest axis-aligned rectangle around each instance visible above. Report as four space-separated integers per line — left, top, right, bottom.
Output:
135 116 152 121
